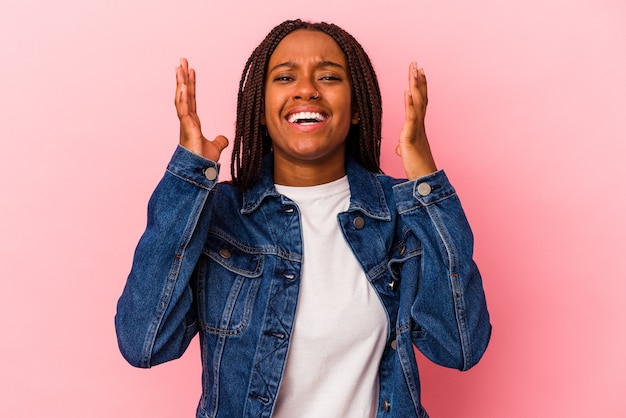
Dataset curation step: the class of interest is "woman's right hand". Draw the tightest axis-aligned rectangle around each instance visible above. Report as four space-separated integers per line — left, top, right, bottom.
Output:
175 58 229 162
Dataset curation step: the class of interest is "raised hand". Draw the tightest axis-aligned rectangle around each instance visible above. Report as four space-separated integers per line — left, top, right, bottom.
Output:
396 62 437 180
175 58 229 162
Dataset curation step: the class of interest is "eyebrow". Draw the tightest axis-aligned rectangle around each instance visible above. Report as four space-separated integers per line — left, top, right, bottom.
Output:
268 60 347 73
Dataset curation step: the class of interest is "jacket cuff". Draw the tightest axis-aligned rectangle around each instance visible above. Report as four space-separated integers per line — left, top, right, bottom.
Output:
392 170 457 211
165 145 221 189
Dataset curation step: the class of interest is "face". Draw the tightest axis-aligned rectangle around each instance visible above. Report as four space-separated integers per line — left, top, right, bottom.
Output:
262 29 358 184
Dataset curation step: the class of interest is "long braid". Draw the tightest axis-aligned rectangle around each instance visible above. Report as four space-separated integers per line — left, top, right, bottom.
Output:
231 19 383 191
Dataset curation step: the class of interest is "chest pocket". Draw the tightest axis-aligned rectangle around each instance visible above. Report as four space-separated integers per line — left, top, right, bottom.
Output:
197 236 264 336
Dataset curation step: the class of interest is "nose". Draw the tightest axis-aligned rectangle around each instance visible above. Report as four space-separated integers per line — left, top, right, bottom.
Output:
294 77 318 100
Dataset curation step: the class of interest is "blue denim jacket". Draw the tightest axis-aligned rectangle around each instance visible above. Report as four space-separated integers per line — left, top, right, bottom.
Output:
115 145 491 418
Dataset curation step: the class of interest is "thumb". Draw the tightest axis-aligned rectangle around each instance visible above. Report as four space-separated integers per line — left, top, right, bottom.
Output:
211 135 229 153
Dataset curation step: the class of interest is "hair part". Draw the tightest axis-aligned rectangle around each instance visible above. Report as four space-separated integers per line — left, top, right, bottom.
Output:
231 19 383 191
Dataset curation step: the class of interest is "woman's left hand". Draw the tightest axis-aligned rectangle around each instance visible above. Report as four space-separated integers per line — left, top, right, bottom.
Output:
396 62 438 180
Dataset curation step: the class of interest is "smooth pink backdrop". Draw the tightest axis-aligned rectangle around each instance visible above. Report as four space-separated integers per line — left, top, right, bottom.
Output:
1 0 625 416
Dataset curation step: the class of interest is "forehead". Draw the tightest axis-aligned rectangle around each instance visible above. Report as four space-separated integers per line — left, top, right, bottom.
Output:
268 29 347 67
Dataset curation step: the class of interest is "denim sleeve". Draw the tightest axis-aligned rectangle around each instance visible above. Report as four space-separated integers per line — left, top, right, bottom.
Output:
115 145 219 368
393 170 491 371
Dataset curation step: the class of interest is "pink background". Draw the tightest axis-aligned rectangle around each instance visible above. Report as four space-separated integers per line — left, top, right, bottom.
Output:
1 0 625 416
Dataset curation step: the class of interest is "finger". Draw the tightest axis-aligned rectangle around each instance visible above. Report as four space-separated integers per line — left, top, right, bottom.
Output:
188 67 197 115
410 62 428 106
403 87 417 124
177 58 190 90
180 57 189 71
408 62 428 109
400 87 418 145
175 59 190 117
416 66 428 106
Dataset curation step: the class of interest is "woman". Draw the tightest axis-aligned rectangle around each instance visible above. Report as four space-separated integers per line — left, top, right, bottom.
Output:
116 19 491 418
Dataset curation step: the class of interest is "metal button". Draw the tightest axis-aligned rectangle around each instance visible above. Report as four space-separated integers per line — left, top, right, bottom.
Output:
384 400 391 412
218 248 231 259
391 339 397 350
388 281 398 291
417 182 432 196
204 167 218 181
353 216 365 229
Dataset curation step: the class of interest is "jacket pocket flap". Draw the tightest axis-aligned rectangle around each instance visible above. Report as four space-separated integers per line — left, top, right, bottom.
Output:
204 238 264 278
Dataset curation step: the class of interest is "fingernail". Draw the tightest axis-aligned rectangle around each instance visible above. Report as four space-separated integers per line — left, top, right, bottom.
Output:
412 62 418 78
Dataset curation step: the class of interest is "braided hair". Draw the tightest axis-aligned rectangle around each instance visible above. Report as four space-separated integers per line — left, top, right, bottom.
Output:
231 19 383 191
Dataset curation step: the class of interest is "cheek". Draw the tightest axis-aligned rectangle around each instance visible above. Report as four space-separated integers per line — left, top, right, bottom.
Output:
262 93 281 121
340 88 354 115
340 95 355 125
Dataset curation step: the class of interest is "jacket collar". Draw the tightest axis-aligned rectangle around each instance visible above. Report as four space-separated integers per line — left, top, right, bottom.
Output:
241 153 391 221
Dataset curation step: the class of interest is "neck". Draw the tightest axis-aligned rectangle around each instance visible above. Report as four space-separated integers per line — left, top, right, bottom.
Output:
273 154 346 187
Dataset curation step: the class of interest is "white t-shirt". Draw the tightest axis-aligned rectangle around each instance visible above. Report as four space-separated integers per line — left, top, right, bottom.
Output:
273 176 388 418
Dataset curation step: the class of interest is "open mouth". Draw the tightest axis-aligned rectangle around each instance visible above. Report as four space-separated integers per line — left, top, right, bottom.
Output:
287 111 328 125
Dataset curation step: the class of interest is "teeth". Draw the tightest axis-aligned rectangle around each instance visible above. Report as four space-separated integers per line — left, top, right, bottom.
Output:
288 112 326 123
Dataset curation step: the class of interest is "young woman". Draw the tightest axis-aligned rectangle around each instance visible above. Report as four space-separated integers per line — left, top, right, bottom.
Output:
116 19 491 418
